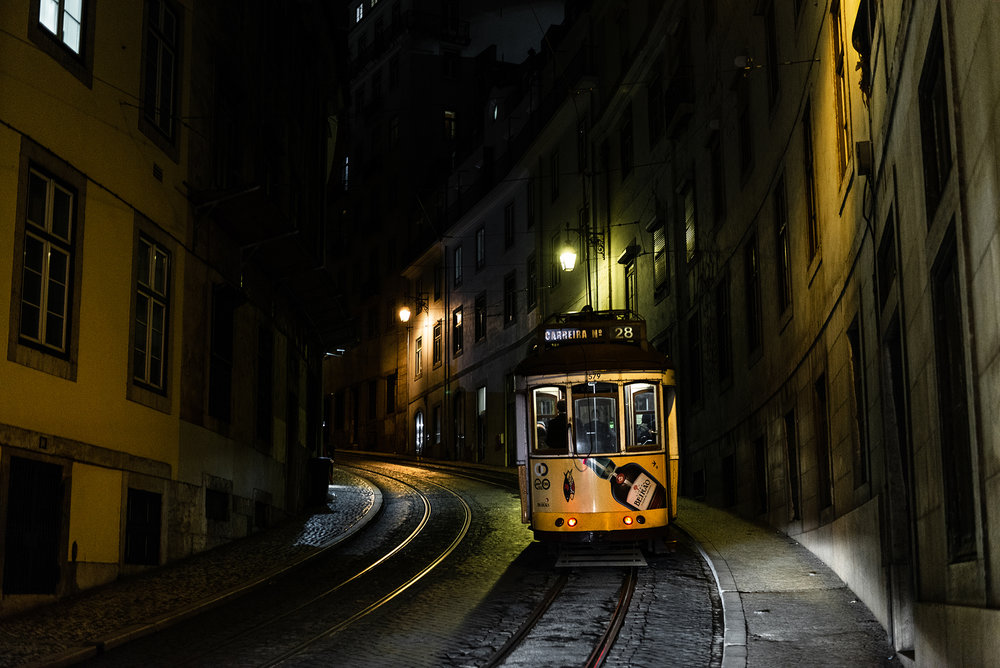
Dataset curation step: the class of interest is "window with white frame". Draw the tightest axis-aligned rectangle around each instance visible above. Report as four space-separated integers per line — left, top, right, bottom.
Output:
38 0 83 53
19 167 75 355
133 234 170 392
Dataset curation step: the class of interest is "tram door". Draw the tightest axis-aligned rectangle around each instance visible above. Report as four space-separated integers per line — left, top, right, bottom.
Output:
3 457 64 594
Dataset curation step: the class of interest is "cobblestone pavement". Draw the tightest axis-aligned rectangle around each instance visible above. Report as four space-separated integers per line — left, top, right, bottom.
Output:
0 467 379 668
0 459 898 668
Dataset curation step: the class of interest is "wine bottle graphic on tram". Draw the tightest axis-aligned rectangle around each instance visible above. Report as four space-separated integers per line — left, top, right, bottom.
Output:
584 457 666 511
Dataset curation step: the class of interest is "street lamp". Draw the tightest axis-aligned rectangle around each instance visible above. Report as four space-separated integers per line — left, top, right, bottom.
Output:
399 306 412 323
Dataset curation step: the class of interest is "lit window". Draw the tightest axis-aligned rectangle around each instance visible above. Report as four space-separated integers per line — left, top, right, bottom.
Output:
39 0 83 53
356 4 363 22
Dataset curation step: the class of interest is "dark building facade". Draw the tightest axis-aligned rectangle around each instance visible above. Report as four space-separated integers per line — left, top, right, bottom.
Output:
328 0 1000 663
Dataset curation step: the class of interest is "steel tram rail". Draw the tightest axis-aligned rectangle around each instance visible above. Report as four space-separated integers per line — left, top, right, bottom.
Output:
260 464 473 667
484 566 638 668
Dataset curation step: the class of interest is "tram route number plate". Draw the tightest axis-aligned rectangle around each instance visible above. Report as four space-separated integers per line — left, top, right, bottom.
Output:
544 325 638 344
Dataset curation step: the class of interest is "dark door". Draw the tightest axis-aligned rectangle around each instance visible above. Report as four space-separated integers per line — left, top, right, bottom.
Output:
4 456 64 594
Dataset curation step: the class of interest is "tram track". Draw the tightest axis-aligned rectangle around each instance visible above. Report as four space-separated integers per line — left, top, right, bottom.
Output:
485 565 639 668
259 463 473 666
84 462 475 667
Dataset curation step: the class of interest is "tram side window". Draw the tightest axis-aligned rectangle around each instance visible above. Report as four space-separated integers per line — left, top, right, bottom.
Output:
533 386 568 453
572 382 619 455
626 382 661 452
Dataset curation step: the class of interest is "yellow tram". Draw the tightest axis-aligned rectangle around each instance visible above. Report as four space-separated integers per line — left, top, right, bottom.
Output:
515 310 678 542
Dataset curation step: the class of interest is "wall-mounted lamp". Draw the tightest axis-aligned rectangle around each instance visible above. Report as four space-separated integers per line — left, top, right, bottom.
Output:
398 293 429 322
558 222 605 272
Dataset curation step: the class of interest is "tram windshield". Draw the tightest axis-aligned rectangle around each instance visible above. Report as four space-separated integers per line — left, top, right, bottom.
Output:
572 382 618 454
530 381 667 455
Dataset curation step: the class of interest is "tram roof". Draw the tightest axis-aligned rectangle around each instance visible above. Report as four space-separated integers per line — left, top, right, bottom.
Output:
515 342 673 376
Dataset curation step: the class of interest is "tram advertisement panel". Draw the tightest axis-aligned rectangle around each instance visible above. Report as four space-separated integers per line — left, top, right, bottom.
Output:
529 454 668 515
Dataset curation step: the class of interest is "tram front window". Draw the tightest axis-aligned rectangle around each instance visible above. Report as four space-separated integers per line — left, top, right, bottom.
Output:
572 382 618 454
626 382 660 452
533 386 568 453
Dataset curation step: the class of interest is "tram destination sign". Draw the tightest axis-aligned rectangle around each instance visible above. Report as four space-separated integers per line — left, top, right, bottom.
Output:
543 321 642 346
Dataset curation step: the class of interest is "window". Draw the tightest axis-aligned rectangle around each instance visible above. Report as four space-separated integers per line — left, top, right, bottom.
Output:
432 404 442 444
504 201 515 248
208 285 236 422
414 336 423 377
432 320 442 367
453 245 463 286
744 232 762 354
18 167 76 356
532 386 567 453
474 293 487 341
141 0 181 151
355 3 363 23
503 272 517 326
931 228 975 562
29 0 95 85
652 221 669 293
814 374 832 510
256 326 273 445
774 176 792 314
682 180 697 263
415 410 425 454
133 234 170 392
803 103 820 260
919 11 952 219
625 382 661 452
624 259 637 313
452 307 463 355
124 488 161 565
831 0 851 176
38 0 83 52
444 110 457 140
526 255 537 312
475 226 486 269
764 0 780 108
715 274 732 382
620 103 634 179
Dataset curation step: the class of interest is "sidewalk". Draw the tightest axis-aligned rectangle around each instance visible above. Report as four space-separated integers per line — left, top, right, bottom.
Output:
0 467 381 668
676 498 897 668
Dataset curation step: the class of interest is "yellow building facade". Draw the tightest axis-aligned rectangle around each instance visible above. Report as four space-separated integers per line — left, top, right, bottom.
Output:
0 1 343 614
